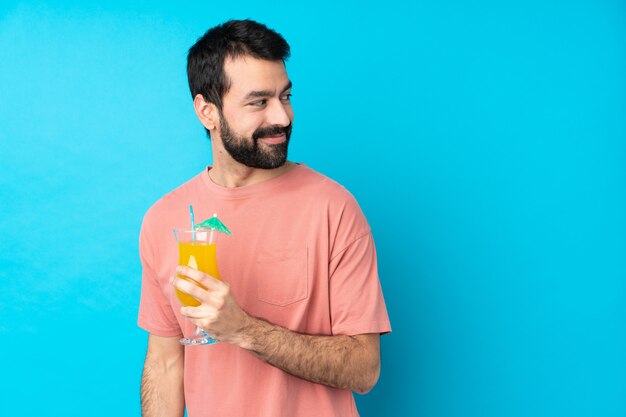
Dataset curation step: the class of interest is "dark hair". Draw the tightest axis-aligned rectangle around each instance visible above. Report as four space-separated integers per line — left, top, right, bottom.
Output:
187 19 291 113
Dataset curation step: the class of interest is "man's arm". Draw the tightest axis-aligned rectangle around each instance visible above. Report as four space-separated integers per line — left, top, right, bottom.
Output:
141 334 185 417
242 321 380 394
172 266 381 394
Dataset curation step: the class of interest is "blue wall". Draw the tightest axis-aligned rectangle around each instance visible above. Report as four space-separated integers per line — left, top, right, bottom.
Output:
1 1 625 416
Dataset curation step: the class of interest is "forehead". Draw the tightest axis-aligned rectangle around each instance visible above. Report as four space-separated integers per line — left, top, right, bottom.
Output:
223 56 290 99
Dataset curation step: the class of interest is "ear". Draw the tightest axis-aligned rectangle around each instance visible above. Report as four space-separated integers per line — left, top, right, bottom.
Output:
193 94 219 132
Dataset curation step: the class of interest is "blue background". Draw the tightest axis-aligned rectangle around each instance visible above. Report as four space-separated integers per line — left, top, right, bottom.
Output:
1 1 625 416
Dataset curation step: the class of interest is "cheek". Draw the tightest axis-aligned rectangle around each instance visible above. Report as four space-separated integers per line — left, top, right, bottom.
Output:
243 119 264 134
223 112 262 135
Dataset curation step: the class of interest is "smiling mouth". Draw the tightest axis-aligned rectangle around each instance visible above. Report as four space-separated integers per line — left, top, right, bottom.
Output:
258 134 286 144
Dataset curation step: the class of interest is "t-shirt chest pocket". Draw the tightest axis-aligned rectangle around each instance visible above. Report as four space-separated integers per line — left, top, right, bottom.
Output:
255 246 308 306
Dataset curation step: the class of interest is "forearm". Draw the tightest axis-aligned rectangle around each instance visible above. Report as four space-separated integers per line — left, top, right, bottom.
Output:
141 351 185 417
237 317 380 394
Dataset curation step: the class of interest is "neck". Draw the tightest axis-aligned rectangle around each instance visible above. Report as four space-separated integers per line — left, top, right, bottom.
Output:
209 144 293 188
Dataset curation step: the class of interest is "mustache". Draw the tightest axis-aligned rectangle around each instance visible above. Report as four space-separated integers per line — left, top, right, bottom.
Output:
252 124 292 141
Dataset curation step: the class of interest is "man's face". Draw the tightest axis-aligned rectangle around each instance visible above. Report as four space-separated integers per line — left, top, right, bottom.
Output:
217 56 294 169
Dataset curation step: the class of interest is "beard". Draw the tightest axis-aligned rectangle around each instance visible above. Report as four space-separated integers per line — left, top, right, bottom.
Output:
219 112 292 169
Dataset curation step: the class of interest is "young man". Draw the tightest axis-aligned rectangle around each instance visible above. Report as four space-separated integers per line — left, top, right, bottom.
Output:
138 19 391 417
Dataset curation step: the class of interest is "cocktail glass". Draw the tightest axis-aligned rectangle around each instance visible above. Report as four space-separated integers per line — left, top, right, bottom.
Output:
173 227 221 346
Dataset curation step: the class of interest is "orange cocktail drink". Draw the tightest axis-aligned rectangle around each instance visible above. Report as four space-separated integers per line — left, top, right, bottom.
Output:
176 240 220 307
174 214 230 346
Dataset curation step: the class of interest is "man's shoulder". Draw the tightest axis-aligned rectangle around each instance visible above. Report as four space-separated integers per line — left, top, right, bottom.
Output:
142 171 204 227
297 165 371 242
294 164 355 202
294 165 367 224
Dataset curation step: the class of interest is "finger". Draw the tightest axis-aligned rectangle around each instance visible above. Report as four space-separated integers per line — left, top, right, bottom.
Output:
181 305 217 320
176 266 221 290
170 275 225 308
192 270 224 289
172 276 210 302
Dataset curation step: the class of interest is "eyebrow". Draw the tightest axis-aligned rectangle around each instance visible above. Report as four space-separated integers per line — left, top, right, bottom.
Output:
244 80 292 100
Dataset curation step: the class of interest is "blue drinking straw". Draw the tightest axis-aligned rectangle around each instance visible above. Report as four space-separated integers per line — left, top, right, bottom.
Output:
189 205 196 241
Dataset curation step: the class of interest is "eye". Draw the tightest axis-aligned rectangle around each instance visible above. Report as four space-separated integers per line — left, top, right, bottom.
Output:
280 93 292 103
249 99 267 107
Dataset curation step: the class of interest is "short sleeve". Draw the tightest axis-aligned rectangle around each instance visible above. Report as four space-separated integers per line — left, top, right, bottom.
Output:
137 216 181 337
329 232 391 336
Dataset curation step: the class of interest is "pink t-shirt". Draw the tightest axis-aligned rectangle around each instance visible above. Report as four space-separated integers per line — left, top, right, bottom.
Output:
138 164 391 417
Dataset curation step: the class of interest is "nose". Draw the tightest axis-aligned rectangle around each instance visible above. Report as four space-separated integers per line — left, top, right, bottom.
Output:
266 98 292 127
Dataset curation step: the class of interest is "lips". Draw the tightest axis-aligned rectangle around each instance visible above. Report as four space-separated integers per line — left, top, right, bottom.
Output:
258 134 286 144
